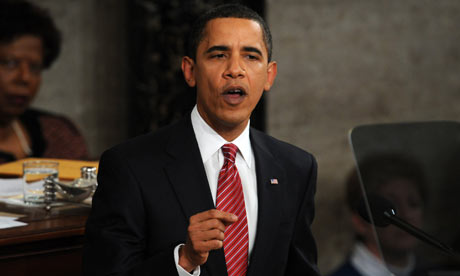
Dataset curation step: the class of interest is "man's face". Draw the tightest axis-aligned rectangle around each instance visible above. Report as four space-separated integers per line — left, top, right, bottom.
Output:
0 35 43 122
353 178 424 257
182 18 277 138
376 179 423 254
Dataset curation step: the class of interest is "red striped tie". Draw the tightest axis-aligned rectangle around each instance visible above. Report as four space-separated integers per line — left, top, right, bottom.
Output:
216 143 249 276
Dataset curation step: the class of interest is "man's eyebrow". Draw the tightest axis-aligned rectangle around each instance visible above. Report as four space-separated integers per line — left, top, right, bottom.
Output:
205 45 229 54
204 45 264 57
242 46 263 57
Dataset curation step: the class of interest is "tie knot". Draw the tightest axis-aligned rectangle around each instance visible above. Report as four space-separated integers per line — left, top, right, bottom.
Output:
222 143 238 163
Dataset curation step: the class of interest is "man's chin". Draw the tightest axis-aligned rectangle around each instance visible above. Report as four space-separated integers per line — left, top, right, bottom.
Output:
219 114 250 128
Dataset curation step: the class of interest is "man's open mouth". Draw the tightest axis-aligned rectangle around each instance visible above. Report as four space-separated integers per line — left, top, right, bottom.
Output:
222 86 247 105
223 87 246 96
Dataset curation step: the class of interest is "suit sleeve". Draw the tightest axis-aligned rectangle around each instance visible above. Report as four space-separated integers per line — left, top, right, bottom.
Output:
285 154 321 276
82 149 179 276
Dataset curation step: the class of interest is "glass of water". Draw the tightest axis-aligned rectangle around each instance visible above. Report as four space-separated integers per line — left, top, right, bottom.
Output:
23 161 59 204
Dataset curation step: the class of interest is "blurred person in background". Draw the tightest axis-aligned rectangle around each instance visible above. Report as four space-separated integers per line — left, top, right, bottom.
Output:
0 0 89 164
329 154 427 276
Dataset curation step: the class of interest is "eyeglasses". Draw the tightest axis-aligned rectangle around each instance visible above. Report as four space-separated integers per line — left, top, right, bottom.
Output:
0 57 43 76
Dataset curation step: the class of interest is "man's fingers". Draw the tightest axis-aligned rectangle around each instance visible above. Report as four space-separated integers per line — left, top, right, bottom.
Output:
189 217 226 232
182 208 238 269
180 227 225 269
189 227 225 243
191 238 224 252
222 217 237 227
190 209 238 225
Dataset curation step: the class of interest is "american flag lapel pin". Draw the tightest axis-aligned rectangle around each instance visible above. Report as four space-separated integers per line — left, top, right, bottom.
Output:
270 178 279 185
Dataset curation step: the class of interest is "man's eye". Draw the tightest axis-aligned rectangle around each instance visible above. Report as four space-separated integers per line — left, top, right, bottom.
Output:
246 55 259 60
211 53 225 59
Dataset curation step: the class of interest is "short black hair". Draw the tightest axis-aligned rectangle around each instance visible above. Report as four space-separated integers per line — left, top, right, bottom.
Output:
187 3 273 62
0 0 61 69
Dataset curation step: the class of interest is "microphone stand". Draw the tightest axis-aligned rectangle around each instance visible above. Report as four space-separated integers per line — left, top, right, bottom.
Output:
360 194 459 258
382 210 457 257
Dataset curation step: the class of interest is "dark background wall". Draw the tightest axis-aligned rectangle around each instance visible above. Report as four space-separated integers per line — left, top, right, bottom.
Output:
127 0 265 135
30 0 460 273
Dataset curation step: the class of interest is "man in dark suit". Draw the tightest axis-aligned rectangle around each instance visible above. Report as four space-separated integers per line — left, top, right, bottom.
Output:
83 3 320 276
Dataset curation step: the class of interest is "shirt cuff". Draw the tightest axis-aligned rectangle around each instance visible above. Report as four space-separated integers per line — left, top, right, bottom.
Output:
174 244 201 276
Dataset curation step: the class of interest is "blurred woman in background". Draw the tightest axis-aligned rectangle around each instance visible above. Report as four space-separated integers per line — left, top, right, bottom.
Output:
0 0 88 164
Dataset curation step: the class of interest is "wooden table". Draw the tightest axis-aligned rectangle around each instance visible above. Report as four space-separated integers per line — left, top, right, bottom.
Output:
0 158 96 275
0 201 90 276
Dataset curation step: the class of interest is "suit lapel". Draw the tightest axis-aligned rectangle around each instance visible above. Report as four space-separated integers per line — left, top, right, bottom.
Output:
247 130 287 275
163 118 227 276
163 120 286 275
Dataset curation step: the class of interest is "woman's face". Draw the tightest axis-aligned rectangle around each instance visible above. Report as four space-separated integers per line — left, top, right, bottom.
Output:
0 35 43 122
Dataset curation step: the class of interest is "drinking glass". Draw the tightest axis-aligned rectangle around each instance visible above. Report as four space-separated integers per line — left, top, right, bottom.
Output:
23 161 59 204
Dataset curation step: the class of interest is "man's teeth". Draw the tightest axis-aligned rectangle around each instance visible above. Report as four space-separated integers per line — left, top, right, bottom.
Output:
227 89 243 95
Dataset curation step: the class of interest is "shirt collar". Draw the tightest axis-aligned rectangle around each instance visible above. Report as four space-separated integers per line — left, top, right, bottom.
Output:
351 242 393 276
191 105 252 168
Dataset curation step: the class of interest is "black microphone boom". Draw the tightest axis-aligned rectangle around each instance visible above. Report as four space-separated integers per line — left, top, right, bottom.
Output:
358 194 458 257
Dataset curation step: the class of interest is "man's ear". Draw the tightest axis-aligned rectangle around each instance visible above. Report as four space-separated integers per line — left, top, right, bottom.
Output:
263 60 277 92
181 56 196 87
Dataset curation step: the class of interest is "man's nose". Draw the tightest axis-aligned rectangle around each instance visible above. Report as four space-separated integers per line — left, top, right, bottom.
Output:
224 56 245 79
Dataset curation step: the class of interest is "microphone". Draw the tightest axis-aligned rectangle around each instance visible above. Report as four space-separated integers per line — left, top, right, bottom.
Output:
358 194 458 257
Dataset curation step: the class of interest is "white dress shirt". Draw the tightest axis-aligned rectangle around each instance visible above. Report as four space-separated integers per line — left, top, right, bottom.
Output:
175 106 258 275
350 242 393 276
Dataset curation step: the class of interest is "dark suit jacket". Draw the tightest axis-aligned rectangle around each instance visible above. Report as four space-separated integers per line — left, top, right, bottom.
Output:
83 116 320 276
